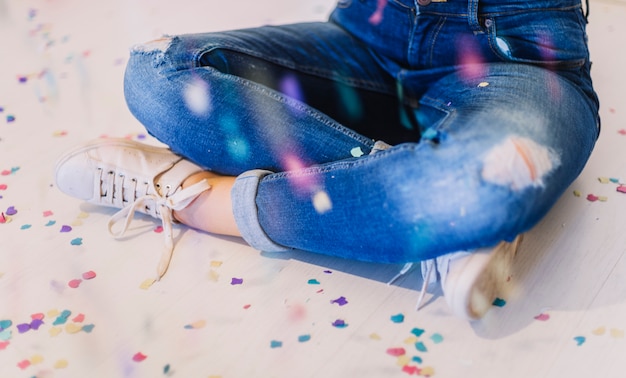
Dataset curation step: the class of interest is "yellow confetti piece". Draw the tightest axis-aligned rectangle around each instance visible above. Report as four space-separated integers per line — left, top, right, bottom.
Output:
139 278 156 290
186 320 206 329
47 309 60 318
369 333 381 340
54 359 69 369
610 328 625 338
71 219 83 227
49 327 62 337
208 269 220 282
573 190 582 197
65 323 82 334
478 82 489 87
598 177 610 184
77 212 89 219
592 326 606 336
403 336 419 344
598 196 608 202
396 355 411 367
210 260 223 268
421 366 435 376
30 354 44 364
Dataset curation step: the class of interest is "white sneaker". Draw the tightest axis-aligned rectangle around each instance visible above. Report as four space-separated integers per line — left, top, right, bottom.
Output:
388 235 522 320
54 138 211 280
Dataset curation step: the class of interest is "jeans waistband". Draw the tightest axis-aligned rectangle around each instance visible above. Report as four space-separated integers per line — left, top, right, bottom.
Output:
417 0 584 16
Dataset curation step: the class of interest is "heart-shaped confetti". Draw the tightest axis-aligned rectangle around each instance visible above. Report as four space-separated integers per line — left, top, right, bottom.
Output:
60 225 72 233
5 206 17 215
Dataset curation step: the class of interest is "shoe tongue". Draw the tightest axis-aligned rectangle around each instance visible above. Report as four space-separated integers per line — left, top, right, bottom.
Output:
154 158 204 196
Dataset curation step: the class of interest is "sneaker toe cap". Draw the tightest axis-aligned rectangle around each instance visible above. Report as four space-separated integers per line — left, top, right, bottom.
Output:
55 155 97 201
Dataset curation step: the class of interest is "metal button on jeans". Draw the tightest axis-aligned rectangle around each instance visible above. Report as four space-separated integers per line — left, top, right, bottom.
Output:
484 18 494 28
418 0 431 6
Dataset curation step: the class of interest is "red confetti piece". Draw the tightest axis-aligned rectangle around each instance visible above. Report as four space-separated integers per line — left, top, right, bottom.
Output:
132 352 147 362
68 279 82 288
386 347 406 357
586 194 599 202
82 271 96 280
402 365 421 375
534 313 550 321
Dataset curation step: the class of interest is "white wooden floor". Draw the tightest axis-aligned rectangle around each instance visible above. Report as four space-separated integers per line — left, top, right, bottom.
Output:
1 0 625 377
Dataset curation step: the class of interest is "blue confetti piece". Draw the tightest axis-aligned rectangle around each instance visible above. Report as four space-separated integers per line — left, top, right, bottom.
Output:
0 320 12 330
574 336 586 346
332 319 348 328
411 327 425 337
390 313 404 323
70 237 83 246
45 220 56 227
492 298 507 307
430 333 444 344
298 334 311 343
415 341 428 352
82 324 95 333
307 279 320 285
270 340 282 349
20 224 31 230
412 356 423 364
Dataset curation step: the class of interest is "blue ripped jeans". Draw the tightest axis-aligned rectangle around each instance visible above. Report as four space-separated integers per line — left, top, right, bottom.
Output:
123 0 599 263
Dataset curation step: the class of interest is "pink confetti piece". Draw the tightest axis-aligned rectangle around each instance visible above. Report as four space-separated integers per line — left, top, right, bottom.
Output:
72 314 85 323
0 341 9 350
618 129 626 135
402 365 420 375
243 304 251 309
17 359 31 370
68 279 82 288
230 277 243 285
386 347 406 357
534 313 550 321
154 225 163 233
31 313 44 320
617 185 626 193
0 184 7 190
82 271 96 280
60 225 72 232
330 296 348 306
43 210 53 217
132 352 147 362
586 194 599 202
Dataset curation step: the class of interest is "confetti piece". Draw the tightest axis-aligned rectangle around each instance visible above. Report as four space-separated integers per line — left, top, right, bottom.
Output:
17 323 30 333
430 333 444 344
5 206 16 215
350 147 364 157
17 359 30 370
45 220 56 226
415 341 428 352
270 340 282 348
307 279 320 285
60 225 72 232
478 81 490 87
329 319 347 328
0 329 11 341
0 184 6 190
68 279 82 288
312 190 332 214
411 328 425 337
572 190 581 197
369 333 381 340
617 185 626 194
30 318 44 330
154 225 163 233
230 277 243 285
0 341 9 350
54 359 68 369
534 313 550 321
31 313 44 320
139 278 156 289
210 260 223 267
421 366 435 376
6 115 15 123
386 347 406 357
65 323 82 334
610 328 625 338
586 194 599 202
81 324 95 333
412 356 423 364
70 237 82 246
330 296 348 306
592 326 606 336
396 355 410 367
53 310 71 326
402 365 420 375
132 352 147 362
72 313 85 323
208 270 220 282
0 319 12 329
390 313 405 323
243 304 251 309
574 336 586 346
20 224 31 230
324 270 333 274
184 320 206 329
492 298 507 307
82 271 96 280
598 177 610 184
298 334 311 343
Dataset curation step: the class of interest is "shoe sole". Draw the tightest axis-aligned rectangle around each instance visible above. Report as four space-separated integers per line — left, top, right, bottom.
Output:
444 235 523 320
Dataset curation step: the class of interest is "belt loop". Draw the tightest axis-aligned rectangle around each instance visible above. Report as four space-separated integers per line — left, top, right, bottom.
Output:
467 0 482 33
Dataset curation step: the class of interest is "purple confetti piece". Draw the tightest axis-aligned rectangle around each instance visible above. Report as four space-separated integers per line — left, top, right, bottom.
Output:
6 115 15 123
60 225 72 233
230 277 243 285
29 319 44 330
5 206 17 215
330 296 348 306
332 319 348 328
16 323 31 333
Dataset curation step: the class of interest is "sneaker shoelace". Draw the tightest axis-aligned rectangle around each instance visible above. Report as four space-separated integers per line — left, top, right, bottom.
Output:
97 168 211 280
387 252 470 310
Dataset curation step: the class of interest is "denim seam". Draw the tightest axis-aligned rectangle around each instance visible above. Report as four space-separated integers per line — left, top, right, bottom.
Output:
420 4 581 17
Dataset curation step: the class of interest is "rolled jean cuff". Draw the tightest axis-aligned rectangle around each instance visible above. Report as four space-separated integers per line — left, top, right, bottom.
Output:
231 169 292 253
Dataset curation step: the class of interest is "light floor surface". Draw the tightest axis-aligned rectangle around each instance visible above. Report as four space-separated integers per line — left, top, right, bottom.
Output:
1 0 625 377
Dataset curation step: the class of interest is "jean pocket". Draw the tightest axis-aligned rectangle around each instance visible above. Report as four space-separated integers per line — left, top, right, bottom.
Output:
486 9 589 69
